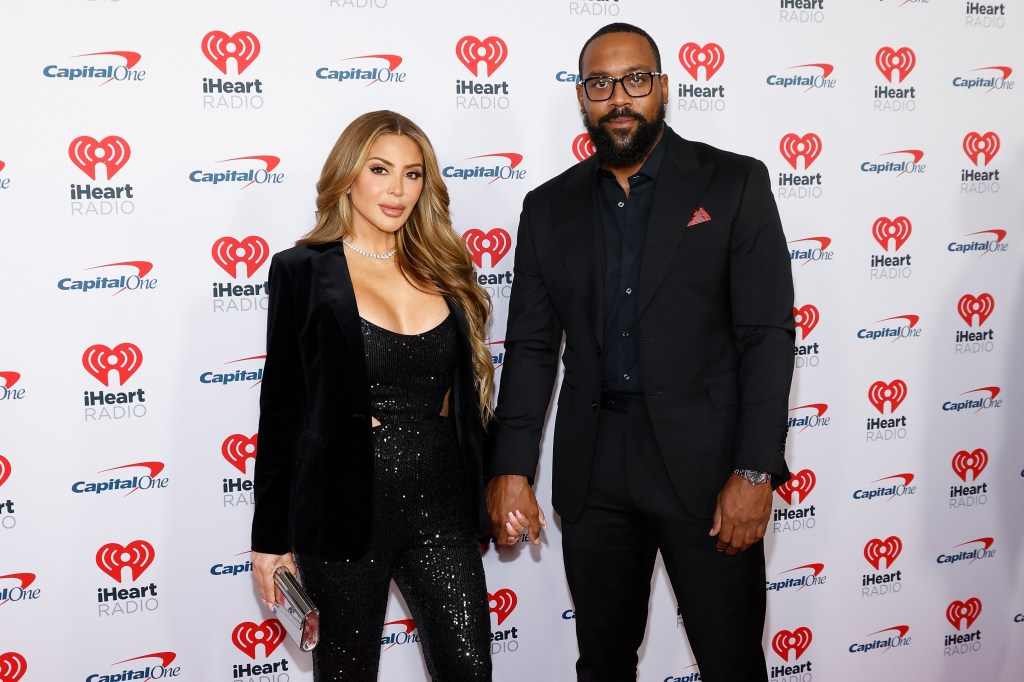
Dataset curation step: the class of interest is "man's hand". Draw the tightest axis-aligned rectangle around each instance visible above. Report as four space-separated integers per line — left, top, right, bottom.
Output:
709 474 773 555
486 474 547 546
251 551 297 608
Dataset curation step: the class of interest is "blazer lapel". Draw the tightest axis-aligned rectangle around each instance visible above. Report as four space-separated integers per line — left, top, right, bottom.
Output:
312 243 370 404
635 133 714 321
554 157 604 345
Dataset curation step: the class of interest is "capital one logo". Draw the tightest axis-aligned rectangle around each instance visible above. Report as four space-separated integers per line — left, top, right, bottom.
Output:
82 343 143 387
864 536 902 570
792 304 819 340
876 47 916 83
96 540 155 582
963 132 999 166
771 627 812 662
0 455 10 488
868 379 907 414
776 469 815 505
223 434 257 474
69 135 130 180
952 448 988 482
202 30 260 75
678 43 724 80
488 588 517 625
947 598 982 630
872 216 912 251
958 293 994 327
462 229 512 268
212 236 269 278
0 652 27 682
456 36 507 77
232 619 286 659
572 133 595 162
779 133 821 170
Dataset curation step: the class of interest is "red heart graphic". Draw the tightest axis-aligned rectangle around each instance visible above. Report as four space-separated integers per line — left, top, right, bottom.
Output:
779 133 822 170
771 627 812 661
875 46 916 83
0 652 27 682
678 42 725 81
232 619 286 659
863 536 902 570
82 343 143 387
222 434 258 474
572 133 595 162
946 598 982 630
867 379 907 414
792 304 819 340
951 448 988 483
957 293 994 327
462 228 512 268
963 132 1000 166
871 216 912 252
211 236 270 278
0 455 10 488
455 36 507 77
68 135 131 180
202 30 261 75
775 469 816 505
96 540 156 582
488 588 518 625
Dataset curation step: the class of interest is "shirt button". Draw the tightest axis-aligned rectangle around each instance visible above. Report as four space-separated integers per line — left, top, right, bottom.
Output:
622 331 630 337
591 401 599 410
623 374 631 380
625 287 632 295
617 201 625 208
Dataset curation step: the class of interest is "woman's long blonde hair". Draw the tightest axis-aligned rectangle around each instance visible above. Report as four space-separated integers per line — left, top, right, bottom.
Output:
299 110 494 423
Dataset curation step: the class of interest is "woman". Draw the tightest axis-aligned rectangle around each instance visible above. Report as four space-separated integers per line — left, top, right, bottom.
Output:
250 110 495 680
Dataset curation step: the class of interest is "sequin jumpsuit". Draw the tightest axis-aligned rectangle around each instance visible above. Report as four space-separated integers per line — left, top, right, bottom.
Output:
295 315 492 681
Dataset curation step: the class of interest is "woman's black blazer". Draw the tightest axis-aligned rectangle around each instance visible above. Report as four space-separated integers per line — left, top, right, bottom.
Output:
250 242 488 561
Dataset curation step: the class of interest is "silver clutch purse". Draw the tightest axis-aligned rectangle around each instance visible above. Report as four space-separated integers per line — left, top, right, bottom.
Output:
273 567 320 652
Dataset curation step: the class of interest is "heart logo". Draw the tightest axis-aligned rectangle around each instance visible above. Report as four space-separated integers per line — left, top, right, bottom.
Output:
572 133 595 162
957 293 994 327
0 455 10 488
0 652 27 682
462 228 512 268
871 216 912 252
863 536 902 570
963 132 1000 166
946 598 982 630
488 588 518 626
771 627 812 661
875 47 916 83
82 343 143 387
212 236 270 278
775 469 816 505
951 448 988 483
792 305 819 340
867 379 907 414
455 36 507 77
779 133 822 170
232 619 286 659
96 540 156 582
678 42 725 81
68 135 131 180
202 30 261 75
222 434 258 474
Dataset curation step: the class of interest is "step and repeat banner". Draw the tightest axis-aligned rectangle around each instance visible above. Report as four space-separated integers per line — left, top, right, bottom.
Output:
1 1 1022 680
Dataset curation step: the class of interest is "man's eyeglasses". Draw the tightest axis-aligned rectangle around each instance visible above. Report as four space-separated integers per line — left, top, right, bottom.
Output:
579 71 662 101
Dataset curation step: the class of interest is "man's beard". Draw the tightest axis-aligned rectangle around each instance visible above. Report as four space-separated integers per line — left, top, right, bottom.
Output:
583 103 665 168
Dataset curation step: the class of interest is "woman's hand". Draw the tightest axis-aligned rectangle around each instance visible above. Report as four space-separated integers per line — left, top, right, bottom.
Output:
251 551 297 608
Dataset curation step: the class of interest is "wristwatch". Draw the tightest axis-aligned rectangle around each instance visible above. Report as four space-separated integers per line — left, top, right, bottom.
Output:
733 468 770 485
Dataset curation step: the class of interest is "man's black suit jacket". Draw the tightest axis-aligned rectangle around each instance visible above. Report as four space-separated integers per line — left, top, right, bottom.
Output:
489 128 795 521
251 242 488 560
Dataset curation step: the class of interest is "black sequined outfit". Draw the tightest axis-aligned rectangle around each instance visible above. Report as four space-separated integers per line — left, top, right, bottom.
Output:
295 315 491 681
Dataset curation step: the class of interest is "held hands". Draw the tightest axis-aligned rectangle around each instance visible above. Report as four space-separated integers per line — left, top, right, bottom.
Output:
252 550 297 609
709 474 773 555
486 474 547 546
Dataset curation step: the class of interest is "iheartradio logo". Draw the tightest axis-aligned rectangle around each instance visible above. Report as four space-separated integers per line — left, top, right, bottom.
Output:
0 455 10 488
572 133 595 162
69 135 130 180
868 379 907 414
957 293 994 327
0 652 27 682
771 627 812 662
875 47 916 83
963 132 1000 166
455 36 507 77
212 236 269 278
96 540 155 582
488 588 517 625
232 619 286 659
202 31 260 75
223 434 257 474
793 304 819 340
872 216 912 252
779 133 821 170
952 448 988 482
462 228 512 268
946 598 982 630
678 42 725 81
776 469 815 505
864 536 902 570
82 343 143 387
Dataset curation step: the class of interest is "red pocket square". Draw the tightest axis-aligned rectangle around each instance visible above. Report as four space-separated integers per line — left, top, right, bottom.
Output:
687 207 711 226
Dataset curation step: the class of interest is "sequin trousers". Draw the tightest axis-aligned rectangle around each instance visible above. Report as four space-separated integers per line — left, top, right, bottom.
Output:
295 315 492 681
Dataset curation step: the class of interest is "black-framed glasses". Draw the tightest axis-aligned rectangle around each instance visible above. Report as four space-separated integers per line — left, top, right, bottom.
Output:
579 71 662 101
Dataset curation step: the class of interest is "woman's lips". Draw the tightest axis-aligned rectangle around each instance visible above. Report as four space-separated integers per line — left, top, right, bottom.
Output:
379 203 405 217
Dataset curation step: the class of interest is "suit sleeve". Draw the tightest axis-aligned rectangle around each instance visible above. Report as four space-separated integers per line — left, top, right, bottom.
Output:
729 160 795 487
251 254 303 553
487 192 564 483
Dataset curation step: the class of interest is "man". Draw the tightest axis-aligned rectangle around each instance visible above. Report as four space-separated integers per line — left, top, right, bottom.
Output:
486 23 795 682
